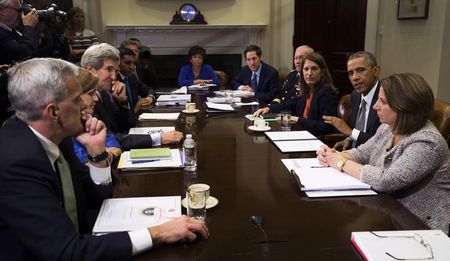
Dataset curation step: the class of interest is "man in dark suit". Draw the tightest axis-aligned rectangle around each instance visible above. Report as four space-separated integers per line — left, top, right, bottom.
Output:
323 51 382 150
0 58 208 260
117 47 155 113
81 43 183 150
253 45 314 116
231 44 279 103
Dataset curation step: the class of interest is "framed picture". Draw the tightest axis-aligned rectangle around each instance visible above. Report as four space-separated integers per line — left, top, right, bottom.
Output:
397 0 430 20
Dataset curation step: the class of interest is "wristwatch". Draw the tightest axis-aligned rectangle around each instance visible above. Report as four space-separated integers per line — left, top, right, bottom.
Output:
337 159 347 172
87 151 109 163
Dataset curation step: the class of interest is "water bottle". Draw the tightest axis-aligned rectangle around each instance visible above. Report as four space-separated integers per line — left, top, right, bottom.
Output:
183 134 197 172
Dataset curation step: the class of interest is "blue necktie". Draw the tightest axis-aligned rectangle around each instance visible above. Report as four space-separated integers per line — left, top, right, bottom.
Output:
251 73 258 91
125 78 133 108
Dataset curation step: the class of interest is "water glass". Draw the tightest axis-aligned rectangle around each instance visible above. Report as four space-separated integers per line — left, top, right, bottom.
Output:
280 110 291 131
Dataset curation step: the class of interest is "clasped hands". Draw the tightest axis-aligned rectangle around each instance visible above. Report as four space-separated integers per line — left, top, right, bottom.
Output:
317 144 345 170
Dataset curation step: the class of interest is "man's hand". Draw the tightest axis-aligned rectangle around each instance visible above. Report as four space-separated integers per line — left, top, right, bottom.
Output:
322 116 352 136
253 107 270 117
75 116 107 156
134 97 154 113
241 85 253 92
22 8 39 27
290 116 299 123
161 131 183 144
334 138 351 151
148 215 209 245
111 81 128 104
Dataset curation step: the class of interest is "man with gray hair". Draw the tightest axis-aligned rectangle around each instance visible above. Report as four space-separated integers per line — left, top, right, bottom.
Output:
323 51 381 150
0 58 208 260
81 43 183 150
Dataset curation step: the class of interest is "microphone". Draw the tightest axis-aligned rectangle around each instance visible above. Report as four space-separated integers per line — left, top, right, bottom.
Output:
250 215 268 243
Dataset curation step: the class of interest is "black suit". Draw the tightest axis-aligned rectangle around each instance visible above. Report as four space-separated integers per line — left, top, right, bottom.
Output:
0 24 38 65
350 82 381 147
0 117 132 260
117 73 155 110
231 62 280 103
268 70 299 110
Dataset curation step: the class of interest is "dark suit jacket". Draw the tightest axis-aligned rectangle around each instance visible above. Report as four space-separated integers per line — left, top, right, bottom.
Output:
273 84 338 136
0 24 38 64
0 117 132 260
93 92 154 151
117 73 155 110
269 70 298 110
350 82 381 147
231 62 280 103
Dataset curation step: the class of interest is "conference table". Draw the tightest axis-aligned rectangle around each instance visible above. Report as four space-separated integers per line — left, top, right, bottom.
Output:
114 90 427 260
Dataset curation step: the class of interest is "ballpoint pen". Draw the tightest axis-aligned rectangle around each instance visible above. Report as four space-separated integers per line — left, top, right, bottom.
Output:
310 166 327 168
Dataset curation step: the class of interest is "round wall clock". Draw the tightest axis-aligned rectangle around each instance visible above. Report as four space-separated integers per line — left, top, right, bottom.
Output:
180 3 197 22
170 3 207 25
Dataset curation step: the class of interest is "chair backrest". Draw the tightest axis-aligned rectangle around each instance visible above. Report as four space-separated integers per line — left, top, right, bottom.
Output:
431 99 450 141
338 94 352 125
214 70 228 90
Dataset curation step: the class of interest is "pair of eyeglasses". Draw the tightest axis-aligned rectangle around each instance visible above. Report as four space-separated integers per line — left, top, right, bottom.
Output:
370 231 434 260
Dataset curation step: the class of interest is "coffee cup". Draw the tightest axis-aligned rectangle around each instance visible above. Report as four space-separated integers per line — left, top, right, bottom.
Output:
254 119 269 129
186 183 210 221
186 102 196 112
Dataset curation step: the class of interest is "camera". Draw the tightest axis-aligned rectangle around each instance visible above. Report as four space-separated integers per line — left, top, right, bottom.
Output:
21 3 67 23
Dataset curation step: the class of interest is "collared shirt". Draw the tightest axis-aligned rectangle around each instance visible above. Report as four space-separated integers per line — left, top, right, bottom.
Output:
350 81 378 141
28 125 152 255
238 64 262 90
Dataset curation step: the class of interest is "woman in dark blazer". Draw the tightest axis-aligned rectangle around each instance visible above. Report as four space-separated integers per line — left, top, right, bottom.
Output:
177 45 220 87
271 52 338 136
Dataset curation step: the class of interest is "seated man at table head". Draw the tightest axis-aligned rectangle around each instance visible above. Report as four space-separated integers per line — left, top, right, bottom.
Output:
118 47 155 113
0 58 209 260
178 45 220 87
323 51 382 150
231 44 280 103
317 73 450 233
253 45 314 116
81 43 183 150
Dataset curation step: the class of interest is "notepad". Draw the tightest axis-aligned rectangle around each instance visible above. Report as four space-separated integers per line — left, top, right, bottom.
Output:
130 148 171 160
351 230 450 261
118 149 183 171
273 140 324 152
128 126 175 135
138 113 180 121
265 131 317 141
205 102 234 111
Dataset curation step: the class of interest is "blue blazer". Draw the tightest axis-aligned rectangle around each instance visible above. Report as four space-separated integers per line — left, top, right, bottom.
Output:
0 117 132 260
231 62 280 103
177 63 220 87
350 82 381 147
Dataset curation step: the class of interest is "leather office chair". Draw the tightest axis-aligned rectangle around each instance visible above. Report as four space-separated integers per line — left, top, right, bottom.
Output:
431 99 450 142
214 70 228 90
319 94 352 146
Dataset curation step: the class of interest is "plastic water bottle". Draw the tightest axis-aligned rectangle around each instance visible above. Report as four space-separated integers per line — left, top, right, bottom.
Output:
183 134 197 172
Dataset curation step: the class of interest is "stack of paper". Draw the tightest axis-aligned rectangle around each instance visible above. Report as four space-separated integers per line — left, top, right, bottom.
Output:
265 131 323 152
282 158 376 197
118 149 183 170
155 94 191 106
245 114 278 122
138 113 180 121
351 230 450 260
207 97 241 103
214 90 254 98
187 84 216 91
205 102 235 112
128 126 175 135
93 196 181 234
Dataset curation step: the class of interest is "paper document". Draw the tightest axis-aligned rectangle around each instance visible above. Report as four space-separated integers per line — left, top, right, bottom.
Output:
273 140 324 152
187 84 215 91
205 102 234 111
214 90 254 98
93 196 181 234
138 113 180 121
156 94 191 106
282 158 375 196
265 131 317 141
118 149 183 170
245 114 277 122
128 126 175 135
235 101 259 106
351 230 450 261
171 87 187 94
207 97 241 103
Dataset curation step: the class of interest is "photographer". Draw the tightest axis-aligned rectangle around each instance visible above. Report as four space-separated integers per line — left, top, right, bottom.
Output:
24 0 70 59
0 0 39 65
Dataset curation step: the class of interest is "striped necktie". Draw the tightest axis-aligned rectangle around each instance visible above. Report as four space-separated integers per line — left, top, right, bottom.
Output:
251 73 258 91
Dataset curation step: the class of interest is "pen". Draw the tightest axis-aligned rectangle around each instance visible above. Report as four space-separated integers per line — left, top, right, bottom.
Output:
131 159 159 164
310 166 327 168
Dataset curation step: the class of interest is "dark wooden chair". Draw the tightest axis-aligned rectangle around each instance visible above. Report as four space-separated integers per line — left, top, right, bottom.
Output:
214 70 228 90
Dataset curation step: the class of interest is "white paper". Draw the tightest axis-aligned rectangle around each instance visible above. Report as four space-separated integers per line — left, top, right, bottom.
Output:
128 126 175 135
206 97 241 103
265 131 317 141
214 90 254 98
93 196 181 234
235 101 259 106
205 102 234 111
305 190 377 197
156 94 191 102
352 230 450 261
274 139 324 152
138 113 180 121
282 158 372 191
171 87 187 94
118 149 183 170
